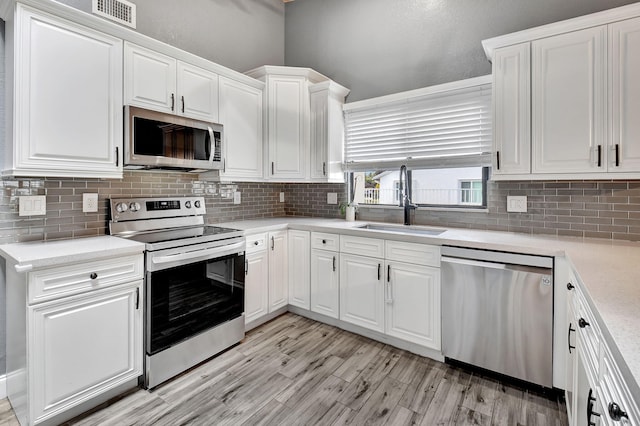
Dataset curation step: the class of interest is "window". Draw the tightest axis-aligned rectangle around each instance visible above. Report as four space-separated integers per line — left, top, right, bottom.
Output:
344 76 492 210
352 167 488 208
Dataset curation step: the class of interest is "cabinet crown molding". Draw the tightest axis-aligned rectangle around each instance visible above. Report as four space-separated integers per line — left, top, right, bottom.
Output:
482 2 640 61
245 65 334 85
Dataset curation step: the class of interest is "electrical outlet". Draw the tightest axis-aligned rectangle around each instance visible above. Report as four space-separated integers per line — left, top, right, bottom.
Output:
233 191 241 205
327 193 338 205
280 192 285 203
507 196 527 213
19 196 46 216
83 193 99 213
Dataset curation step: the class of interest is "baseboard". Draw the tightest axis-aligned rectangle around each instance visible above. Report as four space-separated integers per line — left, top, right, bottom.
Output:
0 374 6 399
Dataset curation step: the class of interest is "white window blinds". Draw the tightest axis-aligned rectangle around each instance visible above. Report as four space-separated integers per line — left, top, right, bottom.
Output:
343 76 492 171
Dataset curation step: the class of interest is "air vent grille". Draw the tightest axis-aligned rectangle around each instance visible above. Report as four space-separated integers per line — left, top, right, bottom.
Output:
92 0 136 28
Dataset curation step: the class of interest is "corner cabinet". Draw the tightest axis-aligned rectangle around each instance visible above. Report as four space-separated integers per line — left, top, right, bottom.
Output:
245 66 350 182
4 240 144 426
4 4 123 178
124 42 219 122
484 6 640 180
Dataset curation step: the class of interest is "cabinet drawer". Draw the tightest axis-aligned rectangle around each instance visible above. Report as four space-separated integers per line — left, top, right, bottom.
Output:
246 232 268 254
311 232 339 251
385 240 440 267
574 287 601 375
600 344 640 425
28 255 143 305
340 235 384 258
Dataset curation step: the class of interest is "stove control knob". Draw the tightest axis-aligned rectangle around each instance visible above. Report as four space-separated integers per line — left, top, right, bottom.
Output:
194 200 201 208
115 202 128 213
129 202 141 212
185 201 192 208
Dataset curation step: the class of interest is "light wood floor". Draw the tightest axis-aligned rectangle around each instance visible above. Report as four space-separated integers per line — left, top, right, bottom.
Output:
1 313 568 425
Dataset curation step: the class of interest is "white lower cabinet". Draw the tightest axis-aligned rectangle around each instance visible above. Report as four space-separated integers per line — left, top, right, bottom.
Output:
337 235 441 351
30 283 142 423
6 248 144 426
385 260 440 349
288 230 310 310
310 249 339 318
245 248 269 325
244 230 288 328
339 252 385 333
565 271 639 426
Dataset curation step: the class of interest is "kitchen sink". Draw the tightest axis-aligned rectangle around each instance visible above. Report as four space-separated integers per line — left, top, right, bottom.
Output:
356 223 446 236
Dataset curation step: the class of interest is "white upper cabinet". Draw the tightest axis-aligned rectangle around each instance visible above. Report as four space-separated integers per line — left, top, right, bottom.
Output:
267 75 309 180
218 76 264 181
484 3 640 180
245 66 349 182
310 81 350 183
6 4 122 178
492 43 531 175
532 26 607 174
125 43 219 122
610 17 640 172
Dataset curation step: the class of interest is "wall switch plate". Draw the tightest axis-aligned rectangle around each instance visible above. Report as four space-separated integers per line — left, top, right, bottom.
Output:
327 193 338 204
233 191 241 204
507 196 527 213
83 193 99 212
19 195 46 216
279 192 285 203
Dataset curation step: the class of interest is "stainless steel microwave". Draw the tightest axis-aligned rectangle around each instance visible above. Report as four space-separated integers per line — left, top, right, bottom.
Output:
124 106 224 172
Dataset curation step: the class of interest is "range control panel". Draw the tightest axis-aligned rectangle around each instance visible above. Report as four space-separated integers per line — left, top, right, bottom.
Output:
109 197 206 222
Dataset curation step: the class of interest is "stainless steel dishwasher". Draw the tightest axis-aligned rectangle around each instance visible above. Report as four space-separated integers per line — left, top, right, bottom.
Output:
441 246 554 388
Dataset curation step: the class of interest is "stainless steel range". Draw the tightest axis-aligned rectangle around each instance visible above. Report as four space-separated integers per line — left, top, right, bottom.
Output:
108 197 245 389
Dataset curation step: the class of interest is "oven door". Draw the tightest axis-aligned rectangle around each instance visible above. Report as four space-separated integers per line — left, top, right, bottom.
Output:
146 245 245 355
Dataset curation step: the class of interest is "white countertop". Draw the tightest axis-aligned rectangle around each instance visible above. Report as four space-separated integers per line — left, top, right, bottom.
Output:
219 217 640 398
0 235 145 270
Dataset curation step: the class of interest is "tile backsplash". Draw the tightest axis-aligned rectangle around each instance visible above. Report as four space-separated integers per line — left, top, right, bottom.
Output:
2 173 640 243
357 180 640 242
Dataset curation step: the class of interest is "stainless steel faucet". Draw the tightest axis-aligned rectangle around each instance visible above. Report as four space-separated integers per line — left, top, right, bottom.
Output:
399 165 415 225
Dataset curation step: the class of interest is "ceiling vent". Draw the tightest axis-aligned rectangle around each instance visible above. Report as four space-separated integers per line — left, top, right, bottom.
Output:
92 0 136 29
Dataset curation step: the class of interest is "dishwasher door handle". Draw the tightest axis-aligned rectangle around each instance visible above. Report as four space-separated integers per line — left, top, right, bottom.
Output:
441 256 551 275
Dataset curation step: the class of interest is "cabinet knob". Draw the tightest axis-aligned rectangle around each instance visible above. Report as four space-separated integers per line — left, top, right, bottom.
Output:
90 272 98 280
578 318 590 329
567 282 575 290
322 239 327 244
254 241 259 245
608 402 628 421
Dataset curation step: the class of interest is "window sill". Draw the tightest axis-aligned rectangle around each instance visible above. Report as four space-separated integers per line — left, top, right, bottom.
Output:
355 204 489 213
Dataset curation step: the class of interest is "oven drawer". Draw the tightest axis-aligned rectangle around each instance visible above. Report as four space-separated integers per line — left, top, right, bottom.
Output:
28 255 144 305
246 233 268 254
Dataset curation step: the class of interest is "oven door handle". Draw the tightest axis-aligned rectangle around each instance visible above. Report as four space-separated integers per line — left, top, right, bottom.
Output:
151 241 245 266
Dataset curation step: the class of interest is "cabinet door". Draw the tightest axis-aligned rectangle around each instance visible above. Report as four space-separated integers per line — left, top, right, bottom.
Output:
177 61 219 122
288 230 310 310
218 77 264 180
566 288 578 425
310 249 339 318
124 42 177 113
385 261 440 349
493 43 531 175
339 253 384 332
29 282 142 424
268 231 288 312
310 87 346 183
15 6 122 178
532 26 606 174
245 250 269 325
267 76 309 180
610 17 640 172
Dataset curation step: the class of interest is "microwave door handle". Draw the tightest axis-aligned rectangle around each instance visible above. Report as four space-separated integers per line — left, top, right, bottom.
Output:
208 126 215 163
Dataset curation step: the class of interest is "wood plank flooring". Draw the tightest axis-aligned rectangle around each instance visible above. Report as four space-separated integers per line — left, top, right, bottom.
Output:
0 313 568 425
